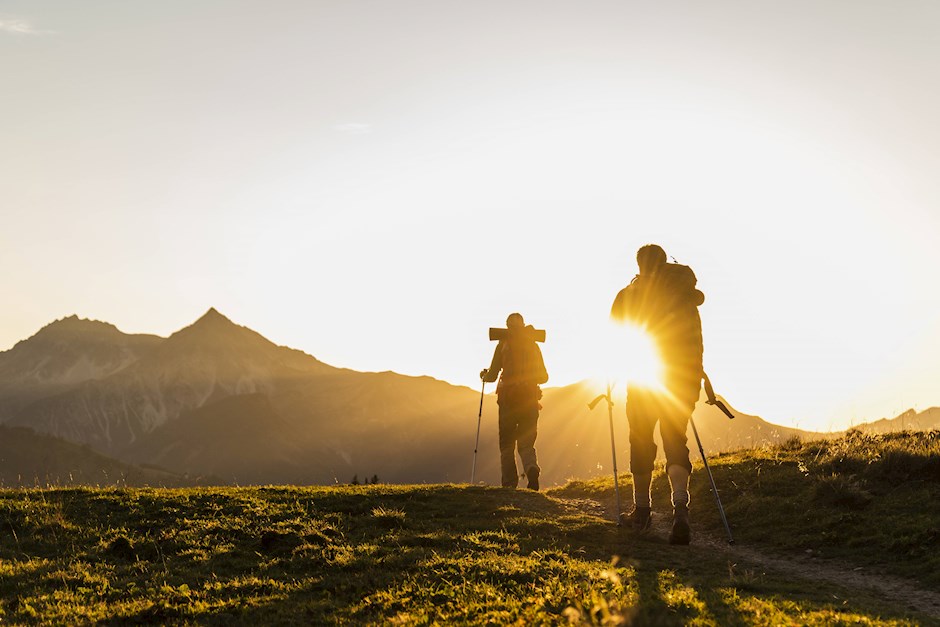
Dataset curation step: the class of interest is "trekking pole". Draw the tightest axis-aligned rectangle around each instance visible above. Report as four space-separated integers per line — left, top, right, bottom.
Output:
689 415 735 545
470 380 485 484
588 383 623 525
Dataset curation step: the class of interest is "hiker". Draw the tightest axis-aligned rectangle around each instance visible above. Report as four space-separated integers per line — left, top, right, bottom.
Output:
481 313 549 490
610 244 705 544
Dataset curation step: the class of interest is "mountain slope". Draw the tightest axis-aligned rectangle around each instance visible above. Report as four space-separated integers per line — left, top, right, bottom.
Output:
124 393 316 485
124 371 491 485
0 425 187 487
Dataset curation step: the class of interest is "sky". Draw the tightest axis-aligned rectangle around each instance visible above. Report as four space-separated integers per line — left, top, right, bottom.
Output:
1 1 938 432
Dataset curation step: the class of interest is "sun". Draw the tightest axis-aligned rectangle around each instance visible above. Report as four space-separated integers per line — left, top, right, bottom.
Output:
618 324 665 389
592 323 664 391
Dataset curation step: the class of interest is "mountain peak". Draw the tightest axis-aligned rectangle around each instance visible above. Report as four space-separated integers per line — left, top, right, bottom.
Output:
194 308 232 326
33 315 123 340
179 308 244 338
166 308 272 353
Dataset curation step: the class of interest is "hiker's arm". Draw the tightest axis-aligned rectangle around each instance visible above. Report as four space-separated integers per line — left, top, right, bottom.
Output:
610 279 641 323
481 343 503 382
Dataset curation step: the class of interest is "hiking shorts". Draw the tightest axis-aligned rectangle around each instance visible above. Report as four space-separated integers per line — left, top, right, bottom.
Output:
626 384 696 475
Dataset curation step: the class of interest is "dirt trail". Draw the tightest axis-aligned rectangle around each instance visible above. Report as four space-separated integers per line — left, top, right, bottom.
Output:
571 497 940 619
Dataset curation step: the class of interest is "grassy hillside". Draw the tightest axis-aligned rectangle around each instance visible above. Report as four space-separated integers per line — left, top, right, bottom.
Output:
684 430 939 587
1 431 937 625
558 430 940 587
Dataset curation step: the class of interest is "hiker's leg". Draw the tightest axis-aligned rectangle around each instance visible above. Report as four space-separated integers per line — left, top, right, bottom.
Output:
660 394 694 508
516 407 540 489
666 464 691 509
661 381 697 545
626 387 656 508
497 405 520 488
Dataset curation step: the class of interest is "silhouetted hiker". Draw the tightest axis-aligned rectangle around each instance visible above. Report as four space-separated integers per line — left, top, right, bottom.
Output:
610 244 705 544
481 313 549 490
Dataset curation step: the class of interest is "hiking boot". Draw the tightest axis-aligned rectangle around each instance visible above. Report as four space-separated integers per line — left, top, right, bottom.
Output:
525 466 540 491
619 506 652 531
669 506 691 545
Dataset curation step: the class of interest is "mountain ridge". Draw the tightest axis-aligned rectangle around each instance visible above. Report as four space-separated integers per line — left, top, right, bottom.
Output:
854 406 940 433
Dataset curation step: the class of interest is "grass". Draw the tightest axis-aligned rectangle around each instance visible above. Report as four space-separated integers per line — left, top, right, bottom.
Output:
0 431 937 624
558 430 940 583
698 430 940 588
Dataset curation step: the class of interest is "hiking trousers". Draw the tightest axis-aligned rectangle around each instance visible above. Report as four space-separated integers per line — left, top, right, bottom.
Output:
498 403 539 488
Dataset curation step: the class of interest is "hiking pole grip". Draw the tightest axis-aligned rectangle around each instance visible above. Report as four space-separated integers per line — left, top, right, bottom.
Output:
703 373 735 420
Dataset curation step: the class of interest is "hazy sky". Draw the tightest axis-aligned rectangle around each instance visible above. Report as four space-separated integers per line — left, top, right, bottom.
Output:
2 1 938 431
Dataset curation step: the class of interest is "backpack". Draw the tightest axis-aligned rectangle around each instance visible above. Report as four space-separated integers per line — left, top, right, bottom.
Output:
611 263 704 325
657 263 705 309
500 330 548 385
496 328 548 407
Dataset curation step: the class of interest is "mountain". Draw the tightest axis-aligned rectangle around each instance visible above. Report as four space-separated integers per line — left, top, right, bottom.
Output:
854 407 940 434
3 309 827 487
0 316 161 422
6 308 334 454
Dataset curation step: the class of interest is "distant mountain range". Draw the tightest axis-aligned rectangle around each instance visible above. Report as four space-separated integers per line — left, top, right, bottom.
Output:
1 309 934 487
853 407 940 434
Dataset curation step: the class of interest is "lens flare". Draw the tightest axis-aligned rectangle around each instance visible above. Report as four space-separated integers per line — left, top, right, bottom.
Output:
621 324 664 389
594 323 664 391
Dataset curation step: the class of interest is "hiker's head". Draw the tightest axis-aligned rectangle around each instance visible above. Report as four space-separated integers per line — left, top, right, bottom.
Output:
506 313 525 329
636 244 667 274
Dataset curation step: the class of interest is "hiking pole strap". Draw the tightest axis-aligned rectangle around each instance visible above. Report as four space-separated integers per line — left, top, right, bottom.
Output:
703 372 735 420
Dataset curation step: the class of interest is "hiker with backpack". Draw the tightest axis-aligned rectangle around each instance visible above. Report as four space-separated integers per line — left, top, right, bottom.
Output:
481 313 549 490
610 244 705 544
